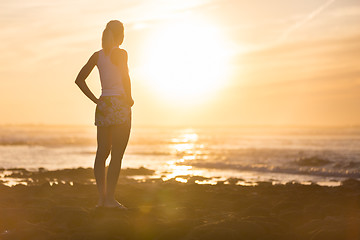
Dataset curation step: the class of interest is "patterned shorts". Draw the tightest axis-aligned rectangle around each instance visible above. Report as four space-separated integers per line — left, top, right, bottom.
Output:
95 96 131 127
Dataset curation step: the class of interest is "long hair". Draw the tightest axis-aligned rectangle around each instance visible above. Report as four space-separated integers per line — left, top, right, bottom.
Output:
102 20 124 55
102 27 114 54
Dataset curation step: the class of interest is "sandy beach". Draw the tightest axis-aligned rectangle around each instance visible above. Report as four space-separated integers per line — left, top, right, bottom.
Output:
0 168 359 240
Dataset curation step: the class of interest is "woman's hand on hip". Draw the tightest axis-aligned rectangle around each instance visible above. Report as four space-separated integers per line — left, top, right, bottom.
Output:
126 98 134 107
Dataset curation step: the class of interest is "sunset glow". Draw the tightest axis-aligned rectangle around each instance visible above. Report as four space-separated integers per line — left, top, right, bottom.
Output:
0 0 359 126
143 19 231 104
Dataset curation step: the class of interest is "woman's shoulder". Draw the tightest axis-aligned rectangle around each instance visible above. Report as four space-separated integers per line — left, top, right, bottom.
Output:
86 51 101 66
112 48 128 58
90 50 101 60
94 50 102 58
110 48 128 65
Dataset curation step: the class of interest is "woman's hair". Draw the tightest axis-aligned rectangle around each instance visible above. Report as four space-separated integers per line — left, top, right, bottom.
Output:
102 20 124 54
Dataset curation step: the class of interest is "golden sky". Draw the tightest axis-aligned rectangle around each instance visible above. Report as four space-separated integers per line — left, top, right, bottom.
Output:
1 0 360 126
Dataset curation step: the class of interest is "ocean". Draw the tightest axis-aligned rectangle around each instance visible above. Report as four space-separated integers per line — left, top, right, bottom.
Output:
1 125 360 186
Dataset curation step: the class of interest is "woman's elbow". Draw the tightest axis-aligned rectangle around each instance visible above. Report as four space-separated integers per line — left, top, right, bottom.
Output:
75 68 88 85
75 77 84 85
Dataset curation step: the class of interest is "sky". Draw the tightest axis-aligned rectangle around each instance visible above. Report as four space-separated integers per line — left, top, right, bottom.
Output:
0 0 360 127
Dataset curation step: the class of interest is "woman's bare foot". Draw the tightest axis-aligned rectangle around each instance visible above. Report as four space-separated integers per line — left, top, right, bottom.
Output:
96 198 105 208
104 198 128 209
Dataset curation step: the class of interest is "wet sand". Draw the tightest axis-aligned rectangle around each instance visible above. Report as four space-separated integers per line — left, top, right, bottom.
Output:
0 168 360 240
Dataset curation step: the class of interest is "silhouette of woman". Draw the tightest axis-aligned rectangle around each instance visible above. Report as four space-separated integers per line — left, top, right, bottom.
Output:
75 20 134 209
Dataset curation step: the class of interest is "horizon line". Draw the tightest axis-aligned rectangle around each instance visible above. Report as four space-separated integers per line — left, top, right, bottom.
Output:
2 123 360 129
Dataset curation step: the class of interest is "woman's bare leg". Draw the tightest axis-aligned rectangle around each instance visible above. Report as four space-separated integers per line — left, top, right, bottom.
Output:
104 122 131 207
94 126 112 207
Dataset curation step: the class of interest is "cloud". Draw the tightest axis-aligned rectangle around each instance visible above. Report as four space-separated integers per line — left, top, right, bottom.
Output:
279 0 336 42
236 34 360 91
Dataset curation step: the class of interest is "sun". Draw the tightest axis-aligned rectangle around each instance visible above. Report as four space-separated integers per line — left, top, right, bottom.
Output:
143 20 231 105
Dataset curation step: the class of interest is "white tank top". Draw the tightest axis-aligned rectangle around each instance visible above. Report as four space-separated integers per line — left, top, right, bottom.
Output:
96 48 125 96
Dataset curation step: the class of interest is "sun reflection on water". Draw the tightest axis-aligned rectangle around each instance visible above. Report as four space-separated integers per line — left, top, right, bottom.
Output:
162 130 213 183
175 177 188 183
170 130 202 155
172 143 195 154
171 133 198 143
162 162 204 182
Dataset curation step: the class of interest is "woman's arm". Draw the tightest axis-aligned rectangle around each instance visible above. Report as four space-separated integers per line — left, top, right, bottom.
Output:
111 49 134 107
75 52 99 104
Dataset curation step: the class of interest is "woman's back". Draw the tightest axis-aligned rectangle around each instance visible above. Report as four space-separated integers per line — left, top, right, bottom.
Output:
97 48 125 97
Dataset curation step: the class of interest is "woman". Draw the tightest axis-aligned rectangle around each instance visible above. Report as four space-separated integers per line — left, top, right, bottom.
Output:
75 20 134 209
